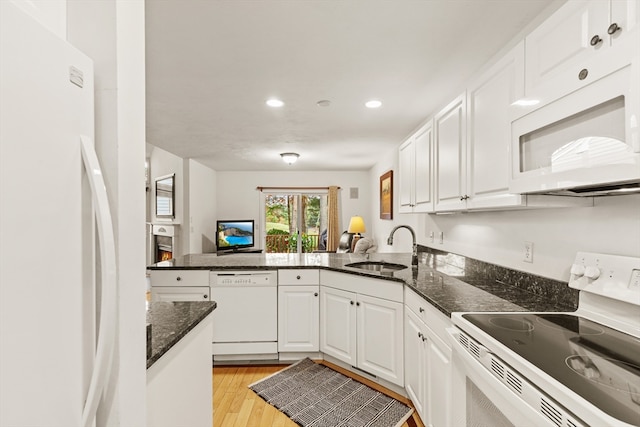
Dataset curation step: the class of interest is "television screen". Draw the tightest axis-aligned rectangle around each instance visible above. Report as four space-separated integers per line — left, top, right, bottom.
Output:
216 220 255 251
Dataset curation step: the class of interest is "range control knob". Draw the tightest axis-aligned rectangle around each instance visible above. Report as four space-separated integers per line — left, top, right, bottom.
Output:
571 264 586 277
584 266 601 280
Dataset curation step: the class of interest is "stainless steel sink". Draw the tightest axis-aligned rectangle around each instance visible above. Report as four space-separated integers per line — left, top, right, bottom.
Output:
345 261 408 272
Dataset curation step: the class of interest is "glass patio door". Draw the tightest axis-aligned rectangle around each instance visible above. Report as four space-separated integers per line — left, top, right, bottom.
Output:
262 191 327 254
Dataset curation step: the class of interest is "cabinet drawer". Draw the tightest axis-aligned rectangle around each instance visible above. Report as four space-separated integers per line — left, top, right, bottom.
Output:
278 269 319 286
149 270 210 287
404 287 452 348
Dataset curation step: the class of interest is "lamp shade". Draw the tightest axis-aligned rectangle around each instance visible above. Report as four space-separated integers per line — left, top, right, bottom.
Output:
347 216 366 234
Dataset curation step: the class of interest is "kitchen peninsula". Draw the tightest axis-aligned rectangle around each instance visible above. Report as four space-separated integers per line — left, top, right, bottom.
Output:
146 301 216 427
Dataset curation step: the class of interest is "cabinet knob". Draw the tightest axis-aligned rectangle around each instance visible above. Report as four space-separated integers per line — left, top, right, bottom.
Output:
607 22 621 35
578 68 589 81
590 34 602 46
419 307 425 313
459 195 469 201
176 276 181 281
350 301 354 305
418 332 423 339
203 294 208 299
296 275 301 280
314 292 318 297
356 302 360 306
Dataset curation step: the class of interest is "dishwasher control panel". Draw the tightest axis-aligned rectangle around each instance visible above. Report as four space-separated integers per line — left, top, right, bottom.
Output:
210 271 277 286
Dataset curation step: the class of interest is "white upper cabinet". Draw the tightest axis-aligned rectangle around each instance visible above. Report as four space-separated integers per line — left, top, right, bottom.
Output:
465 42 525 210
434 93 467 212
522 0 639 114
399 121 434 213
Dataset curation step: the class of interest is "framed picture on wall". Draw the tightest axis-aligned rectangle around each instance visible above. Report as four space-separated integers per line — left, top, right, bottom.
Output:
379 170 393 220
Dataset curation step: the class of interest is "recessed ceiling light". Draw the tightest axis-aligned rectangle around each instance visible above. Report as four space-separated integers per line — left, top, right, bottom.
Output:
266 99 284 108
365 100 382 109
316 100 331 107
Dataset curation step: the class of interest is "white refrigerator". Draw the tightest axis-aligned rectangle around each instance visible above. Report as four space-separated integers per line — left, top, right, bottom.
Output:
1 3 119 426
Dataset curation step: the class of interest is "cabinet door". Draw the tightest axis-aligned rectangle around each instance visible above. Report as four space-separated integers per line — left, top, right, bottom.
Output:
278 285 319 352
356 294 404 386
413 122 433 213
425 328 452 427
435 93 467 212
466 42 524 210
404 308 426 419
320 286 356 365
524 1 610 102
398 137 415 213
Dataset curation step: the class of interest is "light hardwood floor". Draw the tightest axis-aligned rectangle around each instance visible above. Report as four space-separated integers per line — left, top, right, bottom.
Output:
212 361 425 427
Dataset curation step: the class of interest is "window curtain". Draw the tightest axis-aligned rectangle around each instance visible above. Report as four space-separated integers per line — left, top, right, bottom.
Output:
326 186 340 252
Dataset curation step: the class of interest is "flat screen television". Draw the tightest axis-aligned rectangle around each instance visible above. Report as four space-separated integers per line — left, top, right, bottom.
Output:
216 219 255 252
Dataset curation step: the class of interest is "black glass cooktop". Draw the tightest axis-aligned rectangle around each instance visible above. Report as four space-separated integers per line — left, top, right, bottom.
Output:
462 313 640 425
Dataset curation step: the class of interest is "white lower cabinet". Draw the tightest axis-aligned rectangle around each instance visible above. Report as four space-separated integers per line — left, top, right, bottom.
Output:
356 293 404 385
320 286 357 365
278 285 320 352
404 288 452 427
319 270 404 387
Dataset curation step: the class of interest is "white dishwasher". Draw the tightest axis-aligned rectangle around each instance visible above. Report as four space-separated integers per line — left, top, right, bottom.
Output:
210 270 278 362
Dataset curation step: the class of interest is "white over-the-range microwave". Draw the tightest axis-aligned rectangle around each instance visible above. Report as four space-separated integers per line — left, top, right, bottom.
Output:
509 58 640 197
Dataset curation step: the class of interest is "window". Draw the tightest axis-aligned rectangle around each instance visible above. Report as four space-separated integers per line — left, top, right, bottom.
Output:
262 191 328 254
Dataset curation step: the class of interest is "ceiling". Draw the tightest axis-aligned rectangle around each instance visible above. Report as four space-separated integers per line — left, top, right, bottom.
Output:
145 0 557 172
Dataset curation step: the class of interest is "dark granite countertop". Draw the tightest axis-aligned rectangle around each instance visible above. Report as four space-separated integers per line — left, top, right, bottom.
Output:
148 249 578 318
146 301 217 369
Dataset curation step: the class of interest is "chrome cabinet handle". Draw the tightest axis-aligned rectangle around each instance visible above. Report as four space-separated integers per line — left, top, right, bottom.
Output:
608 22 621 35
578 68 589 80
590 34 602 46
419 307 425 313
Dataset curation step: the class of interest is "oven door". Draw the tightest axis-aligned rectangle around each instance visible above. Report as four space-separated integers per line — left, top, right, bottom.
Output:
447 327 582 427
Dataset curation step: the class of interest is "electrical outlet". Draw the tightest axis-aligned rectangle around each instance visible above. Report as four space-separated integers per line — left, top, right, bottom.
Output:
438 232 444 244
429 231 434 243
524 241 533 263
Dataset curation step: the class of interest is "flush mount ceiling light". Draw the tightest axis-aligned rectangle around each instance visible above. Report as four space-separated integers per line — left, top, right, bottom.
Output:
280 152 299 165
316 100 331 107
365 99 382 109
266 98 284 108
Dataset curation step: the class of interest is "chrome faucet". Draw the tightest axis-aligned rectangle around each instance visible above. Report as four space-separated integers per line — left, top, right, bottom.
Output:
387 225 418 267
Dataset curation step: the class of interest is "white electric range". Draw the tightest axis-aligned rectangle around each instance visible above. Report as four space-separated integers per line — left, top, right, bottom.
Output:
449 252 640 427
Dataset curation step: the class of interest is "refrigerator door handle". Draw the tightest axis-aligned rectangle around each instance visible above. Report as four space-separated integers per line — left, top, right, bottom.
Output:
80 135 117 427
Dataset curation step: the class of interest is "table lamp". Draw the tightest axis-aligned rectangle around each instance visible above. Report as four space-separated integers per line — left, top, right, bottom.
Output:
348 216 366 237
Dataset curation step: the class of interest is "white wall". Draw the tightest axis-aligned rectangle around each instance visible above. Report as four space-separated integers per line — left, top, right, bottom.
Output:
421 196 640 281
185 159 217 253
368 146 421 254
216 170 371 247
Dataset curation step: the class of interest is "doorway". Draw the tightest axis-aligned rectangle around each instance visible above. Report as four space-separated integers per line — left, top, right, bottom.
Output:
262 191 328 254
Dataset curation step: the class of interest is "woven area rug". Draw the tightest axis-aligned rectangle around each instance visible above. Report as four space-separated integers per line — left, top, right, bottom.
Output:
248 358 413 427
